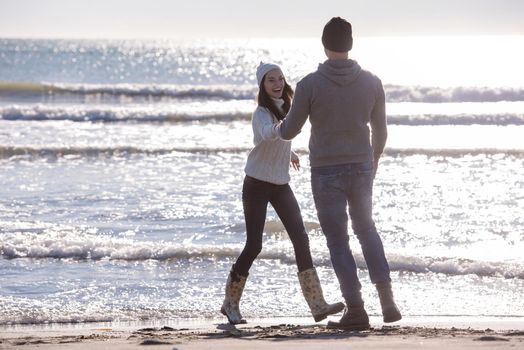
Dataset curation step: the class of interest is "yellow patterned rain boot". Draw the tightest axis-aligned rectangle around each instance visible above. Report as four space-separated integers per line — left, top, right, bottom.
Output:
220 268 248 324
298 268 345 322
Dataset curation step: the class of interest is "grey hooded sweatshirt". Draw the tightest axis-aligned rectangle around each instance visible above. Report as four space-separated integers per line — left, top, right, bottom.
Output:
279 59 387 167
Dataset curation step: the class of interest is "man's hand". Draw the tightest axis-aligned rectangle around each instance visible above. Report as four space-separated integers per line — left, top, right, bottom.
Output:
373 158 379 178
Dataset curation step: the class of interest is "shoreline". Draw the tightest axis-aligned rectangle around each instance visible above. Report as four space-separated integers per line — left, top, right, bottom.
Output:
2 316 523 349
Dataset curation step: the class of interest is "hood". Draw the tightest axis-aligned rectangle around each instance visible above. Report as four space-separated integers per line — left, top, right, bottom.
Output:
318 59 362 86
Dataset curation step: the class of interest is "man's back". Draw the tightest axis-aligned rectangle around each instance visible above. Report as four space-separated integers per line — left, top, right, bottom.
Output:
280 59 387 167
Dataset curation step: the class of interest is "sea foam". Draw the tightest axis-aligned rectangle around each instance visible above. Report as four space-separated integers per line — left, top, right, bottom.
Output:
1 231 522 279
2 81 524 103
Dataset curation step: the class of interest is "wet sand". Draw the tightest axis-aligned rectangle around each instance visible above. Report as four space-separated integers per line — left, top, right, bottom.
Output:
2 317 524 349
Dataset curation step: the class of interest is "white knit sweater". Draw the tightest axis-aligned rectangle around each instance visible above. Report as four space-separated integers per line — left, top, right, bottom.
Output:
244 99 299 185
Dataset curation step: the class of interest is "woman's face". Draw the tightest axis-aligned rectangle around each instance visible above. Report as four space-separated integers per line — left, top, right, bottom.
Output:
263 69 285 99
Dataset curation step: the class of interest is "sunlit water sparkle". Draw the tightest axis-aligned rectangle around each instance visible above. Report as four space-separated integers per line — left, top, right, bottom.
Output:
0 37 523 325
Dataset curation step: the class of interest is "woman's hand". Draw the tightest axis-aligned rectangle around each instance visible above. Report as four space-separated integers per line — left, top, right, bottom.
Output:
291 151 300 170
291 157 300 171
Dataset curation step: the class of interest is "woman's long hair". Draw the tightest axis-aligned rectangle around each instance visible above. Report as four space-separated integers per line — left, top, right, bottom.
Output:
257 76 294 121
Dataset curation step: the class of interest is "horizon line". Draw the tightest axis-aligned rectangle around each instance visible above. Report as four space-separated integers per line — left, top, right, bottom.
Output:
2 34 524 41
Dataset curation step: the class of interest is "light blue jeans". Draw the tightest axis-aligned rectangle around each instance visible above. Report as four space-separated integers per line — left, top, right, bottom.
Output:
311 161 391 306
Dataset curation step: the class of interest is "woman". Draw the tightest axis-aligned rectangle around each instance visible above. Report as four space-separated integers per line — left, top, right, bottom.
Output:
221 62 344 324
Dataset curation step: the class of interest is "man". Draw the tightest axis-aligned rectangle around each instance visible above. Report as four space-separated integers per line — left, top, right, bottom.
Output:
278 17 401 330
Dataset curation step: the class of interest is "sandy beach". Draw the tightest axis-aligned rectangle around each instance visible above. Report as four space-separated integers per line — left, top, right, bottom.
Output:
2 317 523 349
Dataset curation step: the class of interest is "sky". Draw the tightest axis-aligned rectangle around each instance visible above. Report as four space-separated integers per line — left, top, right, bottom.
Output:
1 0 524 39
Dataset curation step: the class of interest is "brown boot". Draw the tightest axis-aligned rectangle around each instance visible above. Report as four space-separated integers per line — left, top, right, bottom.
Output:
376 282 402 323
297 268 345 322
220 268 248 324
327 304 370 330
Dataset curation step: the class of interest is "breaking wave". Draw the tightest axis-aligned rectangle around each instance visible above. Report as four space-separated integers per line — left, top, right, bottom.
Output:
0 105 251 123
1 231 522 279
0 81 256 100
0 146 251 158
2 104 524 125
385 85 524 103
2 81 524 103
1 145 522 160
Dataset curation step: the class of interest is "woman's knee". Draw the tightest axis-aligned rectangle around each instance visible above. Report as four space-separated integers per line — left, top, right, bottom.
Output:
244 241 263 258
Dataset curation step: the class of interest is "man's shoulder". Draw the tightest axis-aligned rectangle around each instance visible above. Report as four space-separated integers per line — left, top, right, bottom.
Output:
297 71 318 84
295 70 326 93
297 66 381 85
358 67 382 84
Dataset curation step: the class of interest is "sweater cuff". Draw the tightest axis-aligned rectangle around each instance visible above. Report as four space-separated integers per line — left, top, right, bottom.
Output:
291 151 299 162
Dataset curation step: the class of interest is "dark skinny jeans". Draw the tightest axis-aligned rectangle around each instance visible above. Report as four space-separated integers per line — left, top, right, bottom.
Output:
233 176 313 276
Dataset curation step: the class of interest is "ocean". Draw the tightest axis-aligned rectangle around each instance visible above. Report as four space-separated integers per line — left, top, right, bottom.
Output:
0 36 523 326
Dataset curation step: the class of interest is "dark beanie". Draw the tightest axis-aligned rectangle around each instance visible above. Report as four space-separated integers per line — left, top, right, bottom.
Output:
322 17 353 52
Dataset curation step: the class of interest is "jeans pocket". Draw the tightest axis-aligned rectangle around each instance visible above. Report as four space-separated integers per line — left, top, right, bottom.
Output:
312 172 344 195
356 161 374 176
